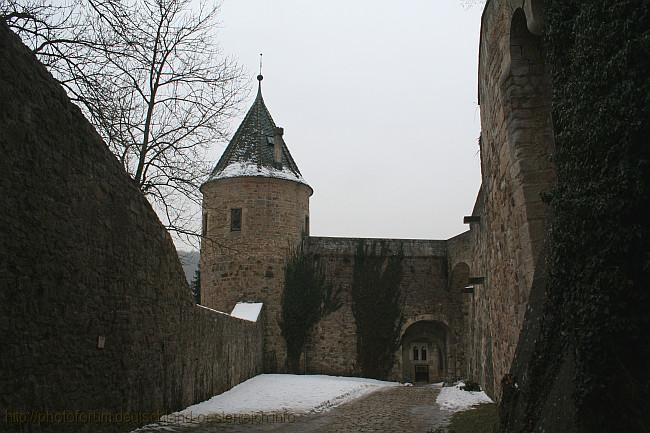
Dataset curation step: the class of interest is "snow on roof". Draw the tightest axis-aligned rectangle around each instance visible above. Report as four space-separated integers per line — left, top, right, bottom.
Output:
230 302 263 322
208 161 308 186
204 83 311 191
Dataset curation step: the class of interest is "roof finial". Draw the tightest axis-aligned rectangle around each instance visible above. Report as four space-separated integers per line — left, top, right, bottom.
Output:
257 53 263 82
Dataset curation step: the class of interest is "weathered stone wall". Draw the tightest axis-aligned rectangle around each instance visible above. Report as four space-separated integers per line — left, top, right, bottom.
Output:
194 0 555 398
447 211 493 395
304 237 464 382
200 176 311 372
0 23 262 433
499 0 650 432
447 0 555 400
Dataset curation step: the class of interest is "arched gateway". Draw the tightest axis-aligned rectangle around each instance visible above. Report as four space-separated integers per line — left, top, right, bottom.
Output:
401 320 449 383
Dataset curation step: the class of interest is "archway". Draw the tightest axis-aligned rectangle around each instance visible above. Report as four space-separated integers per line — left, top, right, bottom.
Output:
505 8 555 272
522 0 545 36
400 320 449 384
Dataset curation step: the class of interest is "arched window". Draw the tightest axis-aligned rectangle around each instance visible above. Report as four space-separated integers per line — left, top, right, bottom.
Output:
413 346 419 361
421 346 427 361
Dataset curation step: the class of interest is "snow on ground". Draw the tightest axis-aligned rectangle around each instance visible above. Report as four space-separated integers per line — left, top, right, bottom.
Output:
167 374 399 419
230 302 263 322
436 381 493 412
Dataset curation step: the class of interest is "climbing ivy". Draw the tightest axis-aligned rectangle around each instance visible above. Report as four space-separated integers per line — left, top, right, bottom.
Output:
504 2 650 432
281 241 341 373
546 2 650 430
351 240 404 380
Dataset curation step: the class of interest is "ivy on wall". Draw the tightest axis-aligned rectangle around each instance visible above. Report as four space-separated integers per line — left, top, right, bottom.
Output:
503 2 650 432
351 240 404 380
545 2 650 430
281 241 341 373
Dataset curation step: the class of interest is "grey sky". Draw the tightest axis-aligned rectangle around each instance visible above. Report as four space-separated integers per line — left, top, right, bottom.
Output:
212 0 483 241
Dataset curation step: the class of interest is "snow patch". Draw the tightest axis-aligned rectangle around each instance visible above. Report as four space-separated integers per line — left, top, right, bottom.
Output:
167 374 398 419
209 161 309 186
230 302 263 322
436 381 493 412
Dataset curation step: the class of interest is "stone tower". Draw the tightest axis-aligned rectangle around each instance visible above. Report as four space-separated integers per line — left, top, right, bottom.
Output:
200 76 312 372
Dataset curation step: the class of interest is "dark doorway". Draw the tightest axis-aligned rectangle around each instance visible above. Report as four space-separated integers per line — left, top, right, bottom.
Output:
401 320 449 383
414 365 429 383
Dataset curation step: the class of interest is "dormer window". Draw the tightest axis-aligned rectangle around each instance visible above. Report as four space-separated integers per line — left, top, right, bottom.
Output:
273 127 284 165
230 208 242 232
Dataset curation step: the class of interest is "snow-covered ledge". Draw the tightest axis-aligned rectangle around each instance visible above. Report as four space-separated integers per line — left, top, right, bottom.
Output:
230 302 263 322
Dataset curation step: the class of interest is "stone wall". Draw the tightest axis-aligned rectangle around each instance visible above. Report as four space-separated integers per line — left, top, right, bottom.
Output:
499 0 650 431
446 0 555 400
304 237 464 382
0 23 262 433
192 0 555 399
200 176 311 372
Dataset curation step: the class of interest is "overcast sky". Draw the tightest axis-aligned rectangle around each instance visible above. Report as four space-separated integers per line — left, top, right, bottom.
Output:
210 0 484 242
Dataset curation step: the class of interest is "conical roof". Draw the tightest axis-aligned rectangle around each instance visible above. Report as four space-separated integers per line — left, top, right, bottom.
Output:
205 80 310 189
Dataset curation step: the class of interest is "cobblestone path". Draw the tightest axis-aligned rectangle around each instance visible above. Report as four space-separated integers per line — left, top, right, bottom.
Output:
137 385 449 433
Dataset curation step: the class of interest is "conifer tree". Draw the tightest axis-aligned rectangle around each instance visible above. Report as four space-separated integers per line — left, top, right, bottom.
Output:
190 268 200 304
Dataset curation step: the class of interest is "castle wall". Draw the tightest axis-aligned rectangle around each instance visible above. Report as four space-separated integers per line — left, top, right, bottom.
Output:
446 229 477 387
0 24 262 433
448 191 497 396
304 237 464 382
500 0 650 431
447 0 555 400
200 176 311 372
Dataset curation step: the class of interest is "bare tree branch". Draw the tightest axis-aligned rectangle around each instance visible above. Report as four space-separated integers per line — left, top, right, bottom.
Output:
3 0 250 249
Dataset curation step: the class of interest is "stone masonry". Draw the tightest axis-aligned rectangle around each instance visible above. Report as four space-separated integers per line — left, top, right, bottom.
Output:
0 2 558 431
304 237 464 382
451 0 555 398
0 23 263 433
200 76 472 385
200 0 555 403
201 176 310 372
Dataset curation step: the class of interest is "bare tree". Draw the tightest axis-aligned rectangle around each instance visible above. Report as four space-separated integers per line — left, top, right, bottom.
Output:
2 0 75 48
2 0 249 246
